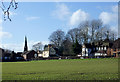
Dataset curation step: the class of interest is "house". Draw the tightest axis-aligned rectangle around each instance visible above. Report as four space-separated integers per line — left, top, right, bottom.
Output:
22 50 36 60
110 38 120 57
82 39 114 58
0 48 4 61
82 43 95 57
38 44 57 58
0 48 24 61
37 50 43 57
15 52 24 60
94 39 113 57
95 50 107 56
2 49 11 61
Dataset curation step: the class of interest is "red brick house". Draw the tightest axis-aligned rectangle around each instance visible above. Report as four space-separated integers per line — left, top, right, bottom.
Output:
110 38 120 57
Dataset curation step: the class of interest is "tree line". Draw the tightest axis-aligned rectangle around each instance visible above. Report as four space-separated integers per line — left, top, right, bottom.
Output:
48 19 117 56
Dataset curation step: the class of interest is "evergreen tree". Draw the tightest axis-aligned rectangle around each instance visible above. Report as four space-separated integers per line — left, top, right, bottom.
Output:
72 38 82 55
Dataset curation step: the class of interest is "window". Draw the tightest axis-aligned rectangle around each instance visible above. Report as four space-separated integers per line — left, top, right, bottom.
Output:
113 49 116 51
104 47 106 50
4 57 8 60
96 47 98 50
99 47 101 50
113 53 116 57
101 47 103 50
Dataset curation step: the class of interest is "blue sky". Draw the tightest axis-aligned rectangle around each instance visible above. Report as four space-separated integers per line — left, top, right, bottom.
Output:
1 2 118 52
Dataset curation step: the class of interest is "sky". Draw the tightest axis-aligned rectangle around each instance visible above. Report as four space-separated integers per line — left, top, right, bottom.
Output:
0 2 118 52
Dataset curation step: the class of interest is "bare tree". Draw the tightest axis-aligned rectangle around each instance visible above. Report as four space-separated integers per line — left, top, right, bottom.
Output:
103 26 117 41
90 19 103 42
78 20 90 44
67 28 79 43
49 29 65 48
67 27 85 45
0 0 18 21
32 42 43 51
109 31 117 41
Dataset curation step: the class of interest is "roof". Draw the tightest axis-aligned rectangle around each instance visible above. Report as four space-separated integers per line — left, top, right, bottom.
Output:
83 43 93 48
37 50 42 54
22 50 36 55
112 38 120 49
95 50 106 54
93 39 113 48
44 47 49 51
44 44 56 51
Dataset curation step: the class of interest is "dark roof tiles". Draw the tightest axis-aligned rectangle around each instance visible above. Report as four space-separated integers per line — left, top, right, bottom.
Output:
112 38 120 49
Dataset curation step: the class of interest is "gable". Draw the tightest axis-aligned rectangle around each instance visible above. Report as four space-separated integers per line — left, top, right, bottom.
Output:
50 48 56 54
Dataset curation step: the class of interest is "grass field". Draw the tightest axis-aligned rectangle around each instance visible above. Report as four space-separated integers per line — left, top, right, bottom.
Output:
2 58 119 80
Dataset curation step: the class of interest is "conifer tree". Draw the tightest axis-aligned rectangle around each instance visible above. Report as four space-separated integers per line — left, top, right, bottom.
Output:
72 37 82 55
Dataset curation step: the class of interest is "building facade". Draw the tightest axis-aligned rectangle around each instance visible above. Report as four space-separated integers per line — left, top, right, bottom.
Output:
110 38 120 57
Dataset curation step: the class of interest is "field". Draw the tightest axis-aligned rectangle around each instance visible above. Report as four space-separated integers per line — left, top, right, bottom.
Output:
2 58 119 80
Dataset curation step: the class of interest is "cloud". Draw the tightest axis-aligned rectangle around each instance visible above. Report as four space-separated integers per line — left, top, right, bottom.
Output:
0 26 12 41
26 16 40 21
41 41 49 45
110 25 118 34
99 12 113 24
99 5 118 25
1 40 50 52
69 9 89 26
52 3 70 20
0 17 12 43
112 5 118 13
0 31 12 39
1 41 34 52
1 43 23 52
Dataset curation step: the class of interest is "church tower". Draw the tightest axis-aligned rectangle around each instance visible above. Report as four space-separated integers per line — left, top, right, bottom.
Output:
24 36 28 52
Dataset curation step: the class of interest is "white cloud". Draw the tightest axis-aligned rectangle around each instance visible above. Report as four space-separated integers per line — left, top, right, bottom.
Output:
110 25 118 33
52 3 70 20
0 17 12 44
41 41 49 45
1 41 34 52
1 43 23 52
99 5 118 25
69 9 89 26
112 5 118 13
99 12 113 24
26 16 40 21
1 40 50 52
0 31 12 39
0 26 12 41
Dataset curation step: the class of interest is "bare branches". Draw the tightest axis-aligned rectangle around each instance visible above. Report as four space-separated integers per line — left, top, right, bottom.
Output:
49 29 65 48
0 0 18 21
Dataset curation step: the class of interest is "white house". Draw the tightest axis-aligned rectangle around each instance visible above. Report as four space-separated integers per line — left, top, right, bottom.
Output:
37 51 43 57
38 44 57 58
82 43 93 57
95 51 107 56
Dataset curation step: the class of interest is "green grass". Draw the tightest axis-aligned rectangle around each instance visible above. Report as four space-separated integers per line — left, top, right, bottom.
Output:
2 58 119 80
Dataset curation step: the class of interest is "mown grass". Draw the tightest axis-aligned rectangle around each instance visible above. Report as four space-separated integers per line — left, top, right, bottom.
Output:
2 58 119 80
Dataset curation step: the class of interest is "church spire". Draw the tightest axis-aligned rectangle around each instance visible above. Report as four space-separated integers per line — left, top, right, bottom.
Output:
24 36 28 52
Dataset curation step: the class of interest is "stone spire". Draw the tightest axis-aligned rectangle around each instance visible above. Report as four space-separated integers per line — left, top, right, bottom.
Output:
24 36 28 52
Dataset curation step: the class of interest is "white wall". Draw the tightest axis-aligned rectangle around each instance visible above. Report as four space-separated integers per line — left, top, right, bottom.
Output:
43 51 49 58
